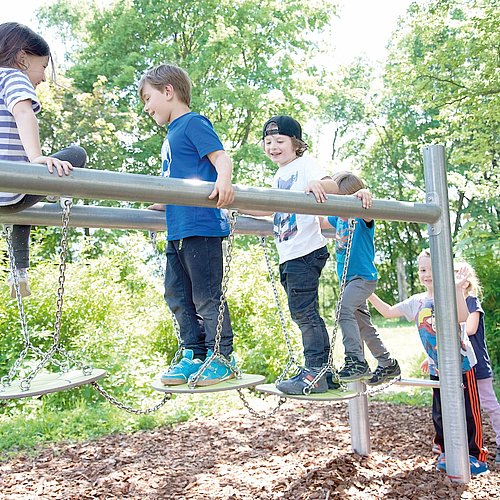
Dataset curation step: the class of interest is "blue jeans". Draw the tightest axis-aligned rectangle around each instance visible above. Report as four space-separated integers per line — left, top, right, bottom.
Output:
279 246 330 368
164 236 233 358
0 145 87 269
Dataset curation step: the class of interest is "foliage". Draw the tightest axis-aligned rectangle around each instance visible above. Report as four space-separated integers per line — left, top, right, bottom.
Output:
39 0 337 181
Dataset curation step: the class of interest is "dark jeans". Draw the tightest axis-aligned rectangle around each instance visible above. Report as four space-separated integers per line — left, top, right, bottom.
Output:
279 246 330 368
0 145 87 269
164 236 233 359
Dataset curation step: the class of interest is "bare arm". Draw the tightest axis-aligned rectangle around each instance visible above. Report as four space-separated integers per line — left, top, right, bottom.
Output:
207 150 234 208
368 293 404 319
12 100 73 176
464 311 480 336
306 177 339 203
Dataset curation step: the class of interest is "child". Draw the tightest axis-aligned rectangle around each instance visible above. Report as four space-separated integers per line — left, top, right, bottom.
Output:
0 22 87 298
244 115 370 395
458 261 500 466
369 249 489 475
138 64 236 387
321 172 400 384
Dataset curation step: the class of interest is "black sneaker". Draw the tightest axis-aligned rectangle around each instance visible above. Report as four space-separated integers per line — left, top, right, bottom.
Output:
326 370 341 390
366 359 401 386
338 356 371 382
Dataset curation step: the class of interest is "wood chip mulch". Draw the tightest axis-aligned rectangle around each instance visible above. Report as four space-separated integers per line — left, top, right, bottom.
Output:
0 400 498 499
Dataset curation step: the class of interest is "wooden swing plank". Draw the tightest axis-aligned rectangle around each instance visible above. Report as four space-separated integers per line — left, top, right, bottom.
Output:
151 373 266 394
255 383 358 401
0 369 107 400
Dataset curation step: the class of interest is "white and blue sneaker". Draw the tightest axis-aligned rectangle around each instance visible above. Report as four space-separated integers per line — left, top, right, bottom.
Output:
436 453 446 473
160 349 202 385
469 455 489 476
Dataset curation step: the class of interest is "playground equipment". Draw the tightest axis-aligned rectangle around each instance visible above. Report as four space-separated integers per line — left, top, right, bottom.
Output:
0 145 473 483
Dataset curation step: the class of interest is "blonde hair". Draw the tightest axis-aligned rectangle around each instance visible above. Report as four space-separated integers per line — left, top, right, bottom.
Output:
138 64 192 106
418 248 431 262
331 171 365 195
455 260 482 297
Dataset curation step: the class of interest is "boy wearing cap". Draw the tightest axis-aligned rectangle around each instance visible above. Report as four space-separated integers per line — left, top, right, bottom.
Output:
138 63 237 387
245 115 371 394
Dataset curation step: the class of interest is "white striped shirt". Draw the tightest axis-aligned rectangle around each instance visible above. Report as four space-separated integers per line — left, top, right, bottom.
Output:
0 68 40 206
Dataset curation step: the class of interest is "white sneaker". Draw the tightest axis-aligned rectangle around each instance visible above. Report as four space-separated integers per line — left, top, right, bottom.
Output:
7 268 31 298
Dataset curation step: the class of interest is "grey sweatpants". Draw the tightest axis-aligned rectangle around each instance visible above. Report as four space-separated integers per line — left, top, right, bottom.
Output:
339 277 391 366
0 145 87 269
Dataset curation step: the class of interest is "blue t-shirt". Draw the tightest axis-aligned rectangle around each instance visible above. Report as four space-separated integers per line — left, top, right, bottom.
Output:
161 112 229 240
327 216 377 281
467 295 492 379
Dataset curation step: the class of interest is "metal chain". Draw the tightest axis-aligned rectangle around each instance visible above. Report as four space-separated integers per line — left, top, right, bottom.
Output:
15 200 92 391
149 231 184 368
1 225 48 389
91 381 172 414
188 210 241 388
303 218 357 395
237 388 287 418
259 237 298 385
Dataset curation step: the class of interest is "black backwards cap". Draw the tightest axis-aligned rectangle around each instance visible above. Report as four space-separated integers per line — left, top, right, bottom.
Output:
262 115 302 140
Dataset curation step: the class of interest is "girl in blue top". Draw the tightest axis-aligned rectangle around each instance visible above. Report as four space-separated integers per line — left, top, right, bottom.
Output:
322 171 400 384
0 22 87 298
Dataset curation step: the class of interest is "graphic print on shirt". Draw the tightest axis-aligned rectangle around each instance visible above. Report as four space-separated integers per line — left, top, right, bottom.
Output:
334 220 351 256
161 138 172 178
274 171 298 242
417 305 439 375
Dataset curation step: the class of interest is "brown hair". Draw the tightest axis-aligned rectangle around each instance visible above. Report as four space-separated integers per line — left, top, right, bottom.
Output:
262 121 308 157
331 171 365 195
0 22 54 78
138 64 192 106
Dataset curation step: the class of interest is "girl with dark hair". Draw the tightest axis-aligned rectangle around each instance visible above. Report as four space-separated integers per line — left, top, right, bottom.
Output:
0 22 87 297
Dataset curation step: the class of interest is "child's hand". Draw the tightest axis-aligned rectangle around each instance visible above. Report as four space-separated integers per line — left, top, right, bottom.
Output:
420 358 429 374
454 265 469 290
209 177 235 208
33 156 73 177
306 180 328 203
147 204 165 211
354 189 372 209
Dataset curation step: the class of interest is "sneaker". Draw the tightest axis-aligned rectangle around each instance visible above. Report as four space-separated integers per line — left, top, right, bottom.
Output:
436 453 489 476
7 268 31 298
276 367 329 395
160 349 203 385
366 359 401 385
326 370 341 390
189 349 236 387
338 356 372 382
432 443 442 455
469 456 489 476
436 453 446 472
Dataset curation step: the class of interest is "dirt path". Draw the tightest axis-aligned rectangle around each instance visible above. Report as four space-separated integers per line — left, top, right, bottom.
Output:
0 400 498 499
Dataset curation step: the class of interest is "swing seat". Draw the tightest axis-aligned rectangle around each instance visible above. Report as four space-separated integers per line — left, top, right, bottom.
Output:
255 383 359 401
0 368 107 400
151 373 266 394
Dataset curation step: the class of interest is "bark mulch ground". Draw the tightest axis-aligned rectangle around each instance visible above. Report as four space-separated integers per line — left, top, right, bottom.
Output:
0 399 498 499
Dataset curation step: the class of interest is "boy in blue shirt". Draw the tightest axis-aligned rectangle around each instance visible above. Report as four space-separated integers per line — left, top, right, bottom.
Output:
321 172 400 384
138 64 235 386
